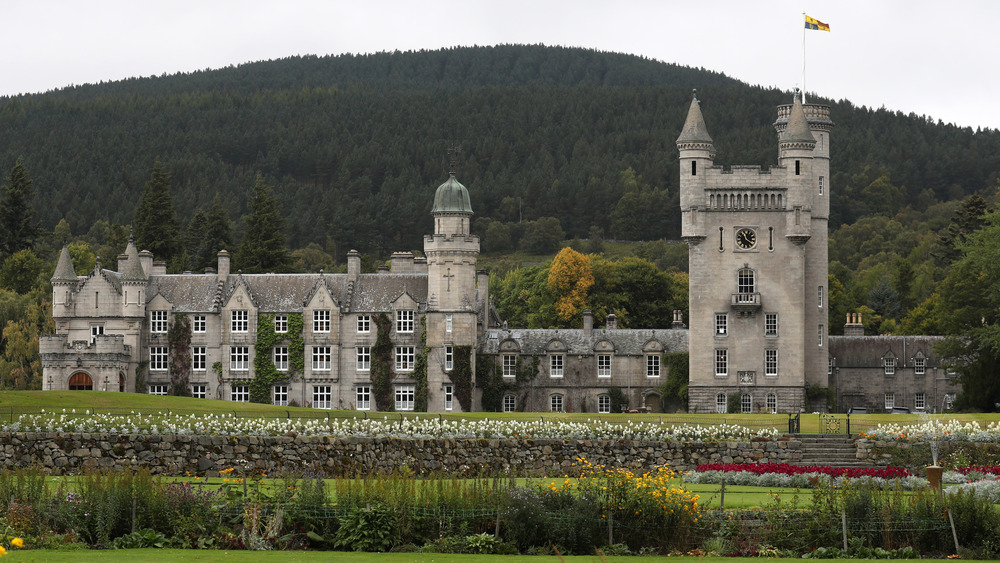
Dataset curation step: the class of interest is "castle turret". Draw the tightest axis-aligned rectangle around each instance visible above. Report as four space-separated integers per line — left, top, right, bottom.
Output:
51 246 77 318
119 235 147 317
677 92 716 241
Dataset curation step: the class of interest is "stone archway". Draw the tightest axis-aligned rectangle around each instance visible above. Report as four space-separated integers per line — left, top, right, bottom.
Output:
643 390 662 413
68 372 93 391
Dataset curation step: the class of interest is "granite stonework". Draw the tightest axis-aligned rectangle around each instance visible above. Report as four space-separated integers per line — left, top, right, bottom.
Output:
0 432 807 476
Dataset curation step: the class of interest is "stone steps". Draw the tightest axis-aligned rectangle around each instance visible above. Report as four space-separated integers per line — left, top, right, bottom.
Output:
789 433 870 468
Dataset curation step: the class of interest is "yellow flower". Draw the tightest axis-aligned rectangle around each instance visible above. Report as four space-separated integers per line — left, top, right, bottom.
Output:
10 538 23 548
0 545 6 555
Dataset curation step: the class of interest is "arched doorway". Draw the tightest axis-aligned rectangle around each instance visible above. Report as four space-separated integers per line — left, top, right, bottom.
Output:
68 372 93 391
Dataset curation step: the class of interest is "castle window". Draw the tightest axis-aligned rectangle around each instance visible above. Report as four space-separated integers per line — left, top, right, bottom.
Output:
446 314 453 333
356 386 371 410
231 384 249 403
148 384 168 396
818 286 824 308
90 324 104 343
597 354 612 378
766 393 777 414
550 394 564 412
396 310 414 333
193 315 207 333
598 394 611 414
795 160 800 175
765 349 778 376
550 354 564 378
313 310 330 333
312 346 331 371
765 313 778 337
503 394 516 412
273 385 288 406
273 346 288 371
818 325 824 347
502 355 517 378
884 393 895 410
884 358 896 375
692 161 697 176
313 385 332 409
230 346 249 371
357 346 371 371
357 315 370 333
396 346 415 371
914 357 926 375
192 346 206 371
914 393 926 411
716 393 727 414
150 311 168 333
646 354 660 378
444 385 454 411
191 384 206 399
395 384 415 411
274 315 287 333
828 356 834 375
944 394 954 410
715 313 727 336
445 345 454 371
231 310 248 333
150 346 168 371
715 349 728 377
819 176 825 195
741 393 752 413
738 268 755 294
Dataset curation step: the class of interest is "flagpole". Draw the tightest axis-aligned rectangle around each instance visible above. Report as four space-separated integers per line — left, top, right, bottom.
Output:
802 12 807 104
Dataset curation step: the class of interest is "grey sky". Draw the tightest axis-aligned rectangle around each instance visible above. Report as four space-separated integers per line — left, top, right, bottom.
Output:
3 1 997 129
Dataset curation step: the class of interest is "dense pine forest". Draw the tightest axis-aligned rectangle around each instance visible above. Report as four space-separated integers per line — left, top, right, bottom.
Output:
3 44 1000 406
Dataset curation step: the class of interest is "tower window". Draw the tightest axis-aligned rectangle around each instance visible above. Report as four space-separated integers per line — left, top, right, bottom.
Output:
795 160 800 175
692 161 697 176
819 176 825 195
738 268 755 294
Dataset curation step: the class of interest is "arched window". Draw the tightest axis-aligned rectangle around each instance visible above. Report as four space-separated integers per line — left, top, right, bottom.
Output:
715 393 727 414
68 372 93 391
741 393 752 413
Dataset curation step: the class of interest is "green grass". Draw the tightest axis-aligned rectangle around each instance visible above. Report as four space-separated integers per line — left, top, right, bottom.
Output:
2 391 999 433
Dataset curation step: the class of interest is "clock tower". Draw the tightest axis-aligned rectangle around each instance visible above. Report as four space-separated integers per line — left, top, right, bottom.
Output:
679 91 833 414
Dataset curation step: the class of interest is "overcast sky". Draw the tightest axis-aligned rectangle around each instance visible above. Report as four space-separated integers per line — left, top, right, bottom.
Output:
3 1 997 130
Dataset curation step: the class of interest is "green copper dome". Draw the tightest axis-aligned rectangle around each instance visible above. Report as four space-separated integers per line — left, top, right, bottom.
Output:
432 173 473 214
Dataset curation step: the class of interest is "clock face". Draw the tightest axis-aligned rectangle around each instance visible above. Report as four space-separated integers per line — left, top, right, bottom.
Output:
736 228 757 249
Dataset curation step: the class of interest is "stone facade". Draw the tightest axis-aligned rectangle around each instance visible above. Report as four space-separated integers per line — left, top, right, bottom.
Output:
0 431 805 476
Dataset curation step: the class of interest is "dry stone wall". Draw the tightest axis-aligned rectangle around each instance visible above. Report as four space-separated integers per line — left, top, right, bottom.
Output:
0 432 810 476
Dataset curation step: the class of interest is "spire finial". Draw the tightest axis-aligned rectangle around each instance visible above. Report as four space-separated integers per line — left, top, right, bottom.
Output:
447 144 461 176
692 88 698 102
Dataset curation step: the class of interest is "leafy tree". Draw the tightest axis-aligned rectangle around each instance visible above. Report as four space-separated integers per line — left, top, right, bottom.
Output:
547 247 594 322
133 162 181 262
2 319 41 389
236 174 291 273
518 217 564 254
935 194 992 265
610 257 678 328
0 157 41 257
0 249 45 294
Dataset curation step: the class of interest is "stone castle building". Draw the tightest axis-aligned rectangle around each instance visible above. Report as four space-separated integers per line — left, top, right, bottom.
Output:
40 94 959 414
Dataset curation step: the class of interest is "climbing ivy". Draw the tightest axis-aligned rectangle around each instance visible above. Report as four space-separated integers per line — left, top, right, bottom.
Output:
167 314 192 396
250 313 304 404
657 351 689 410
372 313 395 411
478 354 538 412
211 361 224 399
449 345 473 412
412 316 429 412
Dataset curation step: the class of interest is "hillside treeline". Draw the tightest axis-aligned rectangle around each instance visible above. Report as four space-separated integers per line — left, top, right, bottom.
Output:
1 45 998 261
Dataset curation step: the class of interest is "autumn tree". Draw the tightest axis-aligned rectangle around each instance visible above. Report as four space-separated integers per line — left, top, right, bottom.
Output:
548 247 594 322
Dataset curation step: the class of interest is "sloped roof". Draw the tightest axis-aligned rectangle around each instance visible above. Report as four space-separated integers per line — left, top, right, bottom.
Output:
147 275 224 313
350 273 429 312
779 92 816 145
482 328 688 356
829 335 945 368
52 246 78 282
675 95 714 145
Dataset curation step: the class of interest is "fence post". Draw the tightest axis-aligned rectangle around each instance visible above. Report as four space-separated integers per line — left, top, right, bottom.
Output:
841 509 848 551
720 478 725 508
947 509 960 553
846 413 851 436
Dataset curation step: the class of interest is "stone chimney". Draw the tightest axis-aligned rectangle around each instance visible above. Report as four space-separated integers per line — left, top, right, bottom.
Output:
671 309 687 329
347 249 361 281
217 250 230 283
390 251 415 273
138 250 154 276
583 309 593 337
606 313 617 330
152 261 167 275
844 313 865 336
377 265 389 274
414 257 428 274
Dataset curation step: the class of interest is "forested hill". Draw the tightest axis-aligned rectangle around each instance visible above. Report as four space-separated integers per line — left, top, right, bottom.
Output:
1 44 998 258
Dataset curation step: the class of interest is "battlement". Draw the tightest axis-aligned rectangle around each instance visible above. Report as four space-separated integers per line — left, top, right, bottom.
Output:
775 103 833 131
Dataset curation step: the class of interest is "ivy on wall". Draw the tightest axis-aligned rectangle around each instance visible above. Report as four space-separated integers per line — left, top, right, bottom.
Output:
477 354 537 412
412 317 429 412
212 361 223 399
372 313 395 411
167 314 192 396
658 351 689 411
249 313 304 404
449 345 473 412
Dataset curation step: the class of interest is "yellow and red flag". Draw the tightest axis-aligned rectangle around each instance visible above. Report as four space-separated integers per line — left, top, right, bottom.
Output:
805 15 830 31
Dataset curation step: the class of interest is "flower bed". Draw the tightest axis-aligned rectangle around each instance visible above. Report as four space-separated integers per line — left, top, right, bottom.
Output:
861 419 1000 442
3 410 780 441
695 462 911 479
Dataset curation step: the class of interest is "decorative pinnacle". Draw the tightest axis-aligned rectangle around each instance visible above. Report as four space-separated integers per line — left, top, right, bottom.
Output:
692 88 698 102
447 144 461 176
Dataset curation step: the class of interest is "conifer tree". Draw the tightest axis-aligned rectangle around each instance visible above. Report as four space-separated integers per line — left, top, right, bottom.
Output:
133 162 181 261
236 174 291 273
0 157 41 257
203 194 234 260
